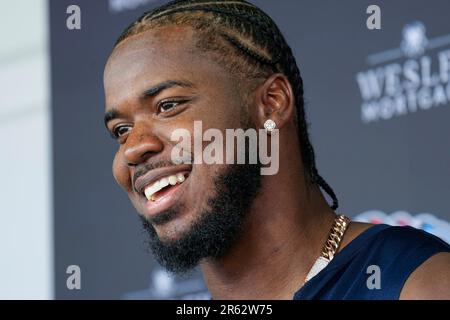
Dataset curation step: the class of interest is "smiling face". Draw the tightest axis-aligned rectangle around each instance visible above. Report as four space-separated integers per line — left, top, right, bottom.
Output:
104 25 259 245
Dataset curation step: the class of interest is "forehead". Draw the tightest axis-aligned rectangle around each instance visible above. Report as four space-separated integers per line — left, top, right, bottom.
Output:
103 25 228 110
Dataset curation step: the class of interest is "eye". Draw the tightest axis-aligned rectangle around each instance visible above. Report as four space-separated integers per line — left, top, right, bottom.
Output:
157 100 184 114
112 124 132 139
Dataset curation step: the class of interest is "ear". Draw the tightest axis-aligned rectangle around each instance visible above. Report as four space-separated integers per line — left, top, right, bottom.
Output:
252 73 295 130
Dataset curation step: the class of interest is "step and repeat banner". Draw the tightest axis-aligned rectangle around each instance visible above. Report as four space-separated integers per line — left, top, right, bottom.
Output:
50 0 450 299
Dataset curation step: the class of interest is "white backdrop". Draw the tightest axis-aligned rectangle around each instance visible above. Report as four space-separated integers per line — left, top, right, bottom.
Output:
0 0 52 299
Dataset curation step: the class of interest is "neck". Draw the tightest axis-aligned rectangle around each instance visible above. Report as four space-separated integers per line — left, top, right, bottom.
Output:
201 149 336 299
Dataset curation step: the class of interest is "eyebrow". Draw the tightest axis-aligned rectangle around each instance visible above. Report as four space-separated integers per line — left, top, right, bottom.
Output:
104 109 122 129
141 79 194 98
104 79 195 128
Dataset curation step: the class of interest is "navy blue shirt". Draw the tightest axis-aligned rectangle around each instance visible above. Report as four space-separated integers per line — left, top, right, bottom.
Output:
293 224 450 300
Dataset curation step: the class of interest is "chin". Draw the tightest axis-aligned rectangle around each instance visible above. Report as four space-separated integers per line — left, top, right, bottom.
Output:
145 205 203 240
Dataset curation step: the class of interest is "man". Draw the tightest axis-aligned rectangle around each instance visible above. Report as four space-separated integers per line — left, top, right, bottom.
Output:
103 0 450 299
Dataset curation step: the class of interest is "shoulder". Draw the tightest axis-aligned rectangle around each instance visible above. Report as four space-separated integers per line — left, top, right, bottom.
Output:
295 222 450 300
365 223 450 251
362 224 450 299
341 222 449 253
344 222 450 299
400 252 450 299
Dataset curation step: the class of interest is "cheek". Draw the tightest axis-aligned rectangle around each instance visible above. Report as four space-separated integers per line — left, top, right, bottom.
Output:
193 163 227 198
112 150 131 192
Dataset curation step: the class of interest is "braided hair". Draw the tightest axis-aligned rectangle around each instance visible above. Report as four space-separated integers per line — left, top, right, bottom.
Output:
114 0 339 210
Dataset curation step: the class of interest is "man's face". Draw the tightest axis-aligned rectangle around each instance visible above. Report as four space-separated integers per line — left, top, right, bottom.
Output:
104 26 255 245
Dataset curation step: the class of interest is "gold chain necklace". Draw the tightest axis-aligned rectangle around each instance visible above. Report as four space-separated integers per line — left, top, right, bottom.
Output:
304 214 351 283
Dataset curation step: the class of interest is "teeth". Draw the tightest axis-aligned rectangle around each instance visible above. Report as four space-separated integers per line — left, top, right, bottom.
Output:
144 173 187 201
168 176 177 185
160 177 169 188
144 181 161 201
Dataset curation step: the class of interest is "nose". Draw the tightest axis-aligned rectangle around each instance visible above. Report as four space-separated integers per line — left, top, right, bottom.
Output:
123 123 163 166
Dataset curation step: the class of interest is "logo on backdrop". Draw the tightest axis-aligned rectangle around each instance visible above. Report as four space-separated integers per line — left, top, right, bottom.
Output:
108 0 162 13
356 21 450 123
353 210 450 244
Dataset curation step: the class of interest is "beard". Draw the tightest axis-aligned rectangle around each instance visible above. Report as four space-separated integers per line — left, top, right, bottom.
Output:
140 163 262 274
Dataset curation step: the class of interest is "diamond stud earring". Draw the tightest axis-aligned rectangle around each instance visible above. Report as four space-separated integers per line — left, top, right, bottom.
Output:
264 119 276 132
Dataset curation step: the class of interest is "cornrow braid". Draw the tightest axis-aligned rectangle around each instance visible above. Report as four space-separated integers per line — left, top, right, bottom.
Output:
115 0 339 210
220 33 279 67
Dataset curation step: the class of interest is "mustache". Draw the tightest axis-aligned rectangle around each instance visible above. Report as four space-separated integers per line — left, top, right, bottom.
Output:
132 160 174 188
132 148 193 186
